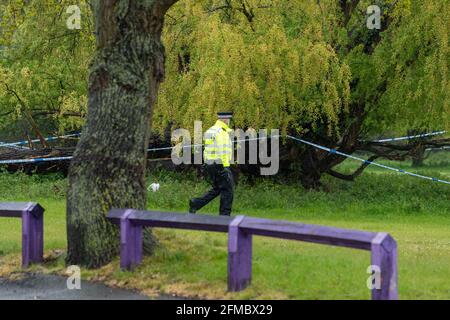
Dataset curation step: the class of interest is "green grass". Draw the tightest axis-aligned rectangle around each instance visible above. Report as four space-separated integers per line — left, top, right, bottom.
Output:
0 151 449 299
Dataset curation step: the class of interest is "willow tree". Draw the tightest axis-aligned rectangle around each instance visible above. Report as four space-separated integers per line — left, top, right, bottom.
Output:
153 0 449 188
0 0 92 138
313 0 450 185
67 0 178 267
154 0 351 137
4 0 447 191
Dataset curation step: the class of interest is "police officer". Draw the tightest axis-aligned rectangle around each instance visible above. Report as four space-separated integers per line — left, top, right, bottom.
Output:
189 112 234 216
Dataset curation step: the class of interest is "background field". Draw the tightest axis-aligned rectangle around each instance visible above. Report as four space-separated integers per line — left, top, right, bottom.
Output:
0 151 449 299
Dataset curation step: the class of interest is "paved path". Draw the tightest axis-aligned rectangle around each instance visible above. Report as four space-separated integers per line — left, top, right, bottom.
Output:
0 273 178 300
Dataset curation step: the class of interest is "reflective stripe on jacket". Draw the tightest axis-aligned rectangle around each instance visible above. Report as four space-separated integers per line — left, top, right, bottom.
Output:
204 120 233 167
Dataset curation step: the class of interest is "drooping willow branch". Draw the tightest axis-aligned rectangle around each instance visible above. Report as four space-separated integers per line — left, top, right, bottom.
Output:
1 82 50 148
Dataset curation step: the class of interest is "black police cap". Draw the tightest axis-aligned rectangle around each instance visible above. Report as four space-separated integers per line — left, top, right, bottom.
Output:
217 112 233 119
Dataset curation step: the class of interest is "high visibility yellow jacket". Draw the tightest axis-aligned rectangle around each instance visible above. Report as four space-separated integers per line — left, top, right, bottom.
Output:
204 120 233 167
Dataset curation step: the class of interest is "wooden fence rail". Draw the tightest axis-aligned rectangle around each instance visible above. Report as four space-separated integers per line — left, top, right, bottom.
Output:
0 202 44 267
107 209 398 300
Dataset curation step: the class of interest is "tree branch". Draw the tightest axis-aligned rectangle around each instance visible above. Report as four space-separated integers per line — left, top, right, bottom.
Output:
32 111 84 118
326 154 379 181
354 138 450 164
359 138 450 152
155 0 180 14
207 0 271 24
339 0 361 27
0 109 15 117
2 82 50 148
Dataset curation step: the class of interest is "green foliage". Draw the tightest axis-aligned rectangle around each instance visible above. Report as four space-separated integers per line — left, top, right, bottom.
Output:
145 164 450 216
0 170 66 199
1 149 448 215
356 0 450 133
154 0 351 137
0 0 94 136
0 0 448 145
1 161 450 299
153 0 449 138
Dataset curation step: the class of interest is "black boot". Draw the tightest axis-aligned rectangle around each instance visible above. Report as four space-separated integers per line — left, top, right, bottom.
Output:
189 200 196 214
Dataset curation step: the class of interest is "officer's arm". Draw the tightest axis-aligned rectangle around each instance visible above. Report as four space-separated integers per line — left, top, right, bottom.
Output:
217 131 231 167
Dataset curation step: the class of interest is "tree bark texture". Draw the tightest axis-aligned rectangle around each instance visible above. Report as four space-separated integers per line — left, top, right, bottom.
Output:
67 0 177 268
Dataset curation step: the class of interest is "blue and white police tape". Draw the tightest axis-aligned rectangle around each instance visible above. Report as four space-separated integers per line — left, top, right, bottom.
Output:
0 156 73 165
154 135 277 152
372 130 447 143
286 135 450 185
0 134 449 186
426 146 450 151
0 142 30 150
0 136 274 165
0 133 81 148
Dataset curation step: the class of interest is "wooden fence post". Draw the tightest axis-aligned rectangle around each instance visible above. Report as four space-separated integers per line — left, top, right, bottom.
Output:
120 210 143 271
228 215 252 292
21 203 44 268
371 232 398 300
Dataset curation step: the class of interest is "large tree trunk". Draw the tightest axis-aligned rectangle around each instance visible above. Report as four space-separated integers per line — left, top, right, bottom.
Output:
408 130 426 167
411 145 426 167
67 0 177 268
300 149 324 189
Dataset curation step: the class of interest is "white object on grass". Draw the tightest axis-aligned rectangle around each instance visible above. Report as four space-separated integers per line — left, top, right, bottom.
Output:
148 183 160 192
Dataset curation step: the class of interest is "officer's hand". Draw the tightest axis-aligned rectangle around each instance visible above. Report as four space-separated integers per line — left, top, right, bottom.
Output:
223 166 232 173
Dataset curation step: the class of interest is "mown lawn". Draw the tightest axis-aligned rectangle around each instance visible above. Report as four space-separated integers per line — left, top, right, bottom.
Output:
0 152 449 299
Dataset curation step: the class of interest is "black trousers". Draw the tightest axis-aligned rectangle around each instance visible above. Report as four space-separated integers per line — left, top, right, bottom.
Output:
190 164 234 216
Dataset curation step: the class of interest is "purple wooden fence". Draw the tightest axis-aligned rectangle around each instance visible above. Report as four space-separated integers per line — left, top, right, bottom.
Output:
228 216 398 300
0 202 44 268
107 209 233 270
107 210 397 300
